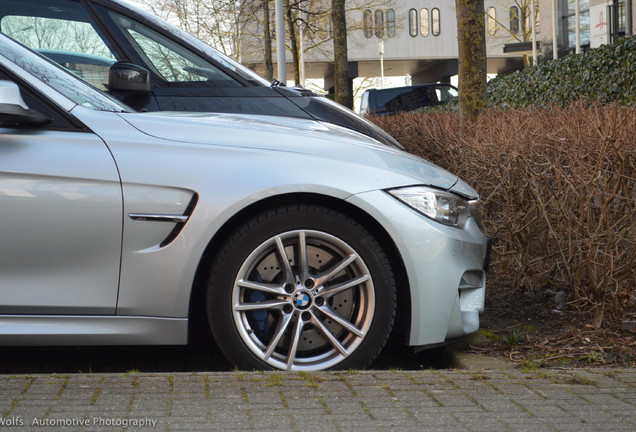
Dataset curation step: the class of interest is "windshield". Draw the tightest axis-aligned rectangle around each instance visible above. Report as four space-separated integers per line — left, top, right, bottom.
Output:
0 33 129 112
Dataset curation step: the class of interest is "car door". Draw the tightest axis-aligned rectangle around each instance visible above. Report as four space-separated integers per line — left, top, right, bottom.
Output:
0 70 122 315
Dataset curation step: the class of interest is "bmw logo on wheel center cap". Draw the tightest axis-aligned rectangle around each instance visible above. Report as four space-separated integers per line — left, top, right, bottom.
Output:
293 291 312 310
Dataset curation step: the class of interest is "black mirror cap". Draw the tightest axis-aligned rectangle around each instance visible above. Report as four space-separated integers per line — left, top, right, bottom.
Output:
109 62 151 93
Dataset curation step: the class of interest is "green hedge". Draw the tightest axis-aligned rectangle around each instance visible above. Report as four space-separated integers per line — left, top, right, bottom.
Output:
487 35 636 107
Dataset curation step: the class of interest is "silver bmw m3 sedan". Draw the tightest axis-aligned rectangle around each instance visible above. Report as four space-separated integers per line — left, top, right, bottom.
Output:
0 33 490 371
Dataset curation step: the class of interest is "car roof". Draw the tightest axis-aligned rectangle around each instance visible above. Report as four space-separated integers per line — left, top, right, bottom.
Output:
0 0 87 21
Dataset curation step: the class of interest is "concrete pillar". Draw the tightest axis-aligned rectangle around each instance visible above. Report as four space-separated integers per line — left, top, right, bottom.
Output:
411 60 458 85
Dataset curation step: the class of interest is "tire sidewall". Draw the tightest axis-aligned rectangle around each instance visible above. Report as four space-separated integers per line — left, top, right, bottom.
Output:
207 205 396 371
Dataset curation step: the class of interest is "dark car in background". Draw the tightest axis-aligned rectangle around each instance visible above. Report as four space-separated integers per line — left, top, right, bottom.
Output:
359 84 458 116
0 0 400 148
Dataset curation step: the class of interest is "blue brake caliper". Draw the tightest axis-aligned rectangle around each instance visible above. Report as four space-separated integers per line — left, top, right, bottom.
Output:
249 271 269 340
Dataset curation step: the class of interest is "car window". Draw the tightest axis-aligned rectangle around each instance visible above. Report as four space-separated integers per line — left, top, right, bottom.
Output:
0 0 119 90
360 91 369 115
0 33 128 112
435 85 458 103
374 88 409 111
93 0 269 87
377 87 433 113
108 11 242 88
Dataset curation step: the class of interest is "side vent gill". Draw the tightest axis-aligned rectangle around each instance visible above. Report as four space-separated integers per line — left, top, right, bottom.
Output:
128 193 199 248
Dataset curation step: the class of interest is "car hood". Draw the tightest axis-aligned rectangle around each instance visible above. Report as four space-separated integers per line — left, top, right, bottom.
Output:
120 111 466 193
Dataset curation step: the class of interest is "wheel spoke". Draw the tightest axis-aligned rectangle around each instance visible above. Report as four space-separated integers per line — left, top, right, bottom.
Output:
316 304 365 338
263 312 293 361
310 312 348 356
237 279 286 296
275 236 295 284
234 299 288 312
314 254 358 287
298 231 309 282
285 316 305 370
318 274 370 298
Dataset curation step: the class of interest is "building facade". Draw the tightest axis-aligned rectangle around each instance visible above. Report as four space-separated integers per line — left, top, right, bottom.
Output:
241 0 635 88
242 1 530 87
537 0 634 53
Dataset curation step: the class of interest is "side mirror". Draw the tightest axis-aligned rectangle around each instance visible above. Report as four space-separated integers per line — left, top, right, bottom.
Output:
0 81 51 127
108 62 151 93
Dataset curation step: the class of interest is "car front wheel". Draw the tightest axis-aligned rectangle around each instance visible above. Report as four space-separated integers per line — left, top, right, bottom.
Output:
206 205 396 371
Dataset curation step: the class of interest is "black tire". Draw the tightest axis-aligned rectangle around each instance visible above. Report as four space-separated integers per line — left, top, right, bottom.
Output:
206 205 396 371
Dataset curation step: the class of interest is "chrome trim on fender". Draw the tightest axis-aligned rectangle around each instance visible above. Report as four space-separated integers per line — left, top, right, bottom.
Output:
128 213 189 223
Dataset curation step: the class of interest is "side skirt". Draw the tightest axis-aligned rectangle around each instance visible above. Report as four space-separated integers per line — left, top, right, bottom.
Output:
0 316 188 346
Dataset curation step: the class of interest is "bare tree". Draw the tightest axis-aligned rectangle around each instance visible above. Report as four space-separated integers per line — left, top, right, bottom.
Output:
488 0 539 42
2 15 113 58
133 0 394 91
255 0 332 85
135 0 260 60
487 0 541 66
283 0 397 74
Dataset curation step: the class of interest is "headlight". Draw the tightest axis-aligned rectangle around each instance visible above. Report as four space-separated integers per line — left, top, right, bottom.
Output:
388 186 481 229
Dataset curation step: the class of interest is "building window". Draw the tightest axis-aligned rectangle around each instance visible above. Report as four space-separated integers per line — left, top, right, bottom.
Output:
510 6 520 34
420 8 429 37
567 0 590 48
608 0 627 43
363 9 373 38
375 10 384 38
387 9 396 38
431 8 440 36
487 6 497 35
364 8 396 39
409 8 418 37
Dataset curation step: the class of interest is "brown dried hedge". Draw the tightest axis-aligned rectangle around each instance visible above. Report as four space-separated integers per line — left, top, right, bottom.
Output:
373 105 636 327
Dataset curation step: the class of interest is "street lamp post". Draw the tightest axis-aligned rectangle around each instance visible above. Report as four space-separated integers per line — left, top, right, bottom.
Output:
378 39 384 89
275 0 286 84
299 19 305 87
531 0 537 65
575 0 581 54
552 0 558 59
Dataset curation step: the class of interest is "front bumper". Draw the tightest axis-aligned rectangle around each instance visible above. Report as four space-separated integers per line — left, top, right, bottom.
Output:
346 190 490 346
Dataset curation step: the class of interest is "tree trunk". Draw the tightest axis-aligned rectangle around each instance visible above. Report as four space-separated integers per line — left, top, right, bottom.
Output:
331 0 352 108
456 0 487 120
263 0 274 81
285 0 301 84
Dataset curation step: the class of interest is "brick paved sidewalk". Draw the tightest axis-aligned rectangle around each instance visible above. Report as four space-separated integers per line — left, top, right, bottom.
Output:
0 368 634 431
